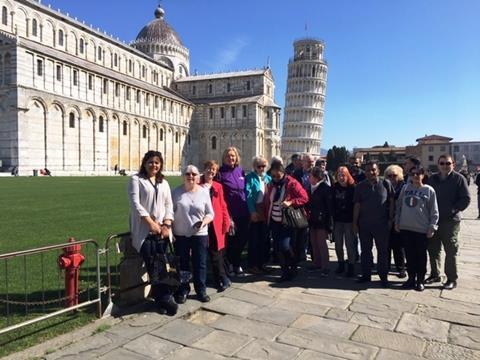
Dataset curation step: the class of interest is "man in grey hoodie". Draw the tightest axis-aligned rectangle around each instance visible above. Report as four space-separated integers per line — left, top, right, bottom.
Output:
426 155 470 290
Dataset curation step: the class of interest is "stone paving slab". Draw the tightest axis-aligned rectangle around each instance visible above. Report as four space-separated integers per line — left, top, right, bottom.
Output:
202 297 260 317
235 339 301 360
374 348 426 360
191 329 251 357
279 291 352 309
325 308 354 322
351 325 426 355
277 328 379 360
210 314 285 340
270 298 330 317
45 331 127 359
224 288 275 306
395 313 450 342
416 304 480 328
150 319 213 346
349 311 399 330
97 347 150 360
449 324 480 350
247 307 300 327
123 334 181 358
423 341 480 360
163 347 228 360
295 349 345 360
291 314 358 338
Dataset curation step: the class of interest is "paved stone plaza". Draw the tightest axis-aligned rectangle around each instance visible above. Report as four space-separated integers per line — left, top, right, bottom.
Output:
10 185 480 360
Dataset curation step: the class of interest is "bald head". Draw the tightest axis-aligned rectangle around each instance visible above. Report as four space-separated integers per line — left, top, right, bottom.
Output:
303 154 315 171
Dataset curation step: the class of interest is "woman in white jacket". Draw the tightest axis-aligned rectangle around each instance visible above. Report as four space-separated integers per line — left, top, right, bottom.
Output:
395 166 439 292
128 151 176 315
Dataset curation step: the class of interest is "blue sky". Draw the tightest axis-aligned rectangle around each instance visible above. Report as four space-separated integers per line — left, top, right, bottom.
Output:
47 0 480 150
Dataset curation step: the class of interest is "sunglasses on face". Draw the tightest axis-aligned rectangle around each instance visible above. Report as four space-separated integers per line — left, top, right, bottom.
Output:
388 174 398 178
439 162 452 166
410 172 421 177
185 172 198 176
257 165 266 169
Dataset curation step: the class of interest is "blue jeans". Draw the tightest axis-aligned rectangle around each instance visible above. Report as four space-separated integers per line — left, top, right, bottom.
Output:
140 238 173 303
270 221 293 253
174 235 208 296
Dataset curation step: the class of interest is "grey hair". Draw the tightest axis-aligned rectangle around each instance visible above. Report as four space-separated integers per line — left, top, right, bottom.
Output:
182 164 200 176
252 155 267 168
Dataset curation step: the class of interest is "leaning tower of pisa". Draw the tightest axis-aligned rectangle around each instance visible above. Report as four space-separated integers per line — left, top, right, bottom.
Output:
281 38 328 161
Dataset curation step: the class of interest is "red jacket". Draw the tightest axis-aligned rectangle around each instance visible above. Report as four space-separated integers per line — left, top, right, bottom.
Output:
200 179 230 250
264 175 309 224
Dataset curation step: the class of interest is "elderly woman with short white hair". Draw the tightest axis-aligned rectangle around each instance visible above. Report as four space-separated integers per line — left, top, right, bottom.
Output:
172 164 214 303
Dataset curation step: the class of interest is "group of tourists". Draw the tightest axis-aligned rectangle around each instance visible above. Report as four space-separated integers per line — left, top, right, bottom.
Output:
128 148 471 315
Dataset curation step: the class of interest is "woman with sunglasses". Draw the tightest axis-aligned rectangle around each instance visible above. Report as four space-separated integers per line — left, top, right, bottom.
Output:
128 151 176 315
200 160 231 292
395 166 439 291
245 155 272 274
384 165 407 279
172 165 214 303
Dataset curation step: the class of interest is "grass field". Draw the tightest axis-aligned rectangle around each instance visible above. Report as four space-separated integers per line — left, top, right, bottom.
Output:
0 175 182 357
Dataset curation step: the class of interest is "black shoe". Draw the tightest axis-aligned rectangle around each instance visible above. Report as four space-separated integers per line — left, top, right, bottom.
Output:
443 280 457 290
197 293 211 303
425 275 441 284
397 270 407 279
218 277 231 292
402 279 415 289
356 276 371 284
335 262 345 274
415 282 425 292
346 264 355 278
158 298 178 316
175 293 187 304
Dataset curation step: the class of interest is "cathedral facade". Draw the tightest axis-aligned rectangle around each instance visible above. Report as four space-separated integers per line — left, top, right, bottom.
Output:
0 0 281 175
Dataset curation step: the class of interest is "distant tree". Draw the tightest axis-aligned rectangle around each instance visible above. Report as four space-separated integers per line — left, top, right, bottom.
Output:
387 151 397 162
378 153 386 163
326 146 350 171
383 141 390 148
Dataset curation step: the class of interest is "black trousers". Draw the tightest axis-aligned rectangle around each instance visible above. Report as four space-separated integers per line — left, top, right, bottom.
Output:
140 237 172 303
208 226 227 285
248 221 270 268
292 227 308 263
226 216 250 268
401 230 428 283
388 227 406 272
359 224 389 280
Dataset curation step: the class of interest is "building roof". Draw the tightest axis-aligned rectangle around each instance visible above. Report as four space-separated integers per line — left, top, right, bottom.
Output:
135 6 184 47
190 95 280 108
416 134 453 142
18 37 192 105
175 69 270 82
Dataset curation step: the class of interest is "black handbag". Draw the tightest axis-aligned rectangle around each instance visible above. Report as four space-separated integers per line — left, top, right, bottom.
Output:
282 206 309 229
147 235 182 289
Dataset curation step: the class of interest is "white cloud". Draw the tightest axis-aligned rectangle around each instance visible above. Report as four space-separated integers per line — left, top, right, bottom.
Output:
212 36 249 71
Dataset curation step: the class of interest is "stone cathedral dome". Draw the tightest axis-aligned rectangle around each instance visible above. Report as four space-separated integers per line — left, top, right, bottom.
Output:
135 6 184 46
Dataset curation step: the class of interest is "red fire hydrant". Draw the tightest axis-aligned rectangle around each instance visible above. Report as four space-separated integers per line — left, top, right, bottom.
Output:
58 237 85 308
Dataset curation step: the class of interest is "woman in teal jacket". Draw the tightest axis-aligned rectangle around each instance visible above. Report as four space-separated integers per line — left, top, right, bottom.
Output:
245 155 271 274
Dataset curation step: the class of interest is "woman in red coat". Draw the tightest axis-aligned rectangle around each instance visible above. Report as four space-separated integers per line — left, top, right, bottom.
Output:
200 160 231 291
264 162 308 282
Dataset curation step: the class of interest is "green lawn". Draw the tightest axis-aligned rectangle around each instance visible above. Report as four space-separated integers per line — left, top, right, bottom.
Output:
0 175 182 357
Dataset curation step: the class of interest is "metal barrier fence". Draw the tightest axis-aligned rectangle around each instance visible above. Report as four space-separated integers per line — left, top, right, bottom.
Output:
0 239 102 336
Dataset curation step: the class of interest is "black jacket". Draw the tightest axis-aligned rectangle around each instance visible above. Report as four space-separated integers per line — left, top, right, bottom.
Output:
427 171 470 223
307 182 333 230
